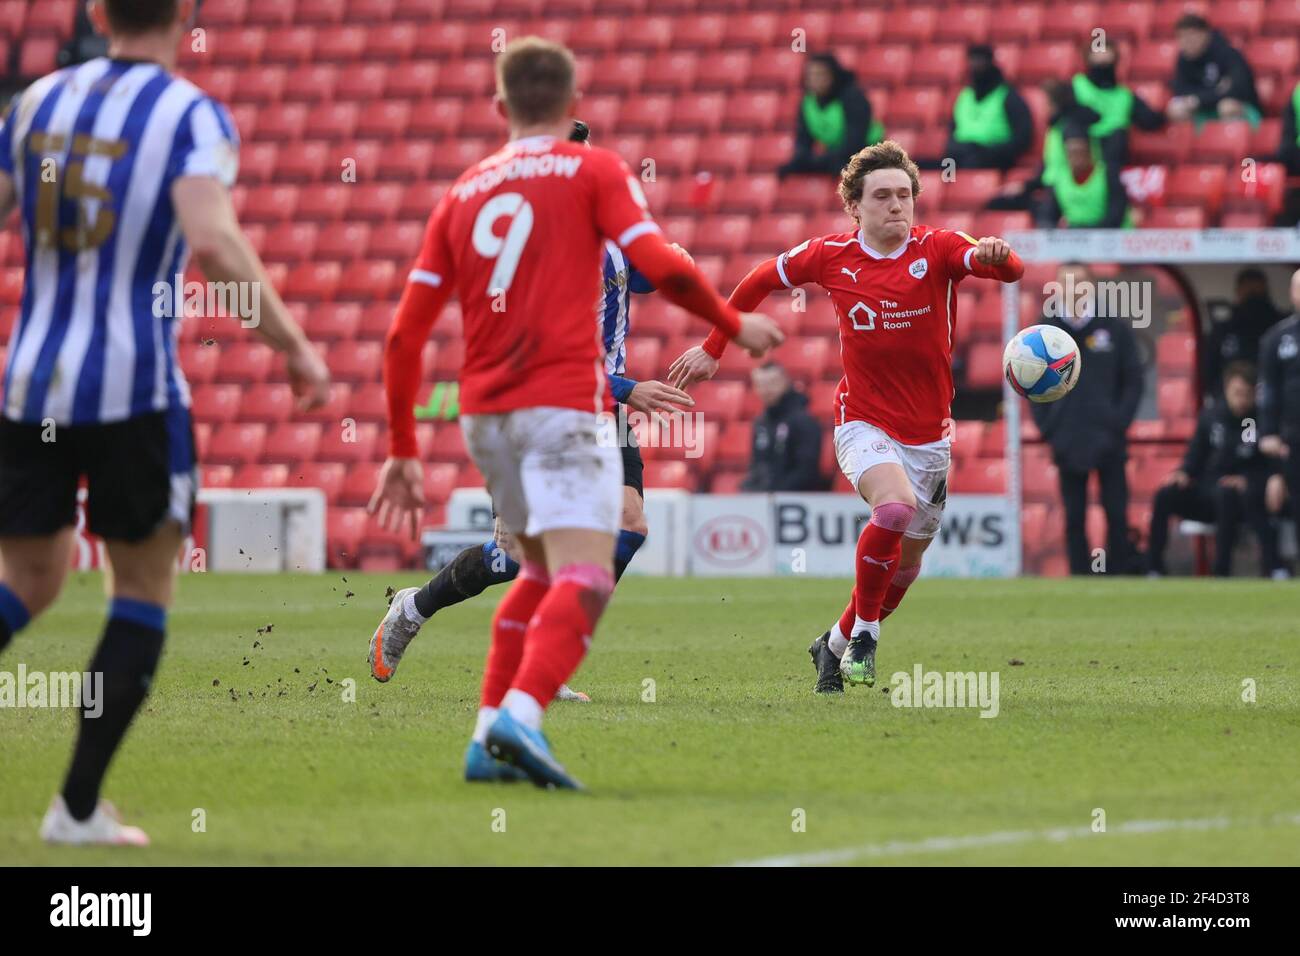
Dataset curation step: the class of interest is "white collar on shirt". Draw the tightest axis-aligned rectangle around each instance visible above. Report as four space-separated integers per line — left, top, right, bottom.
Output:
856 228 915 260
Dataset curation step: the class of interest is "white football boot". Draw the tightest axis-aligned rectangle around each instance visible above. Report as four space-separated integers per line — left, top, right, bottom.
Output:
369 587 424 682
40 796 150 847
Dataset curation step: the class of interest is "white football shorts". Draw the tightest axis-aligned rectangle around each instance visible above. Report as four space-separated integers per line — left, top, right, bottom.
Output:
460 406 623 538
834 419 951 539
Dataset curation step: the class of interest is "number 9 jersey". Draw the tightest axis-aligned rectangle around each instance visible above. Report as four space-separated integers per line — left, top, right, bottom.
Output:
407 134 657 417
0 57 238 426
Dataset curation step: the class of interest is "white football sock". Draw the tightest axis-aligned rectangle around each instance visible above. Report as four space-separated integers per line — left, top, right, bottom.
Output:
851 616 880 642
401 589 428 624
472 706 497 745
827 624 849 658
501 689 544 731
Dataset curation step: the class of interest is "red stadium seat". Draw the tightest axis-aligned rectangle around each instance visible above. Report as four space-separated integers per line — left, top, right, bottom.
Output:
300 383 354 425
717 422 752 468
178 343 220 386
217 342 276 385
209 423 267 466
339 462 385 507
284 262 342 301
329 341 385 384
24 0 75 34
241 384 297 424
347 383 389 423
988 6 1042 43
695 50 753 91
318 421 379 464
190 384 243 425
289 462 348 500
911 44 966 86
643 460 697 491
1163 165 1227 214
233 463 290 489
203 464 234 489
857 46 912 88
326 507 368 567
690 381 747 421
1143 206 1206 229
337 260 398 300
932 6 990 44
965 342 1005 389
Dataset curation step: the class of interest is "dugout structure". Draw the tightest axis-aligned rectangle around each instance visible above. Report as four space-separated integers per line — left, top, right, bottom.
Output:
1001 228 1300 575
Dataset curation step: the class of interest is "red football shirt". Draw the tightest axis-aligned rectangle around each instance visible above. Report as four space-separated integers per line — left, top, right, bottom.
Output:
409 135 657 415
779 225 983 445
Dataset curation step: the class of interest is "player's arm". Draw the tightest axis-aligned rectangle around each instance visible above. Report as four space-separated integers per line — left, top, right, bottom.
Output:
953 235 1026 282
592 152 780 354
668 257 788 389
172 177 329 409
0 171 14 224
1257 328 1288 457
370 200 456 537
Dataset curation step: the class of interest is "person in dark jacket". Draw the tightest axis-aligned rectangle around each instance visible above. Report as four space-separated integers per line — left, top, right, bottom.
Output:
1201 268 1286 402
1031 263 1145 574
1147 362 1284 577
936 44 1033 172
1258 268 1300 542
742 362 823 491
1166 13 1260 126
779 53 880 178
1278 80 1300 226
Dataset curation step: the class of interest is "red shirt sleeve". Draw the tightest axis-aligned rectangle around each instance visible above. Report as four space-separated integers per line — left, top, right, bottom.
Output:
590 148 659 249
701 238 823 359
385 197 454 458
939 228 1025 282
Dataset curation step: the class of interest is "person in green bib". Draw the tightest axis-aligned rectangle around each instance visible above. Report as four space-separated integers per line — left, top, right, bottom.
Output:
1040 124 1132 229
1072 43 1165 167
779 52 882 178
938 44 1032 171
1279 80 1300 226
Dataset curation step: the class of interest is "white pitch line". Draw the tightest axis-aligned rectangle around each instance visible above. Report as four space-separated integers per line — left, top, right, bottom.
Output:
726 812 1300 867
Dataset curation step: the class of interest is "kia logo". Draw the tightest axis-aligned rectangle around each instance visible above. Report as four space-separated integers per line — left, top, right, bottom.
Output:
694 515 766 566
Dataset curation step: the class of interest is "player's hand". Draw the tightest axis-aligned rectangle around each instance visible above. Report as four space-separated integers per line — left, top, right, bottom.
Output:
286 342 331 411
974 236 1011 266
1266 473 1288 514
734 311 784 358
368 457 425 540
669 242 694 266
1218 474 1247 492
627 379 695 415
667 345 720 390
1162 469 1191 488
1260 435 1290 459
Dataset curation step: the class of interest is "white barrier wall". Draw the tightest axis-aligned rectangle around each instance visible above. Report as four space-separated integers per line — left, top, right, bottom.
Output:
440 489 1017 578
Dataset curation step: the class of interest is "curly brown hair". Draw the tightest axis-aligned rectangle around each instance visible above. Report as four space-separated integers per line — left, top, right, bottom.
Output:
837 140 922 221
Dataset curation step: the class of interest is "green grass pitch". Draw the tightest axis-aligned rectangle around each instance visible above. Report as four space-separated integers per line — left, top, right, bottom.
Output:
2 573 1297 865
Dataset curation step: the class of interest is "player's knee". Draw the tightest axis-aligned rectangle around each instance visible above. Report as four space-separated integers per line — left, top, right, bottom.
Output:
620 510 648 538
869 499 917 532
555 562 616 620
2 567 62 618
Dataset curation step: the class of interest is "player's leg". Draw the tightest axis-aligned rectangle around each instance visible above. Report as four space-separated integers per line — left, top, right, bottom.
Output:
0 418 80 652
614 432 648 581
884 534 932 619
369 519 521 683
0 532 76 654
484 408 622 789
41 411 194 846
42 521 182 846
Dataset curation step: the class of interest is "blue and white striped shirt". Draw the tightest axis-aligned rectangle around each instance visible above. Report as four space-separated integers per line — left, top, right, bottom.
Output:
599 239 653 404
0 57 239 426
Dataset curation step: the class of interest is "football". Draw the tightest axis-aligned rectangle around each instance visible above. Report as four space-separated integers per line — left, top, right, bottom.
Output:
1003 324 1083 403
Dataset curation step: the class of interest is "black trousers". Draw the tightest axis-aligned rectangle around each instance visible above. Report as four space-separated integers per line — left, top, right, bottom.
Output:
1056 453 1130 574
1147 478 1281 576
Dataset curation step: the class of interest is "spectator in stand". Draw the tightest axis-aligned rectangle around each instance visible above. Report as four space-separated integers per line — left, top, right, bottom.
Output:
1278 80 1300 226
1166 12 1261 127
1071 42 1166 167
1147 362 1286 578
1039 124 1132 228
1202 268 1286 402
933 44 1033 172
741 362 823 492
986 80 1100 223
1258 268 1300 550
778 53 882 179
1031 262 1144 574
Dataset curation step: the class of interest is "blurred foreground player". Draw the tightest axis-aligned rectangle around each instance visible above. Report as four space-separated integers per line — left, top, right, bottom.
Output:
368 120 698 707
670 141 1023 693
369 38 781 787
0 0 329 844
